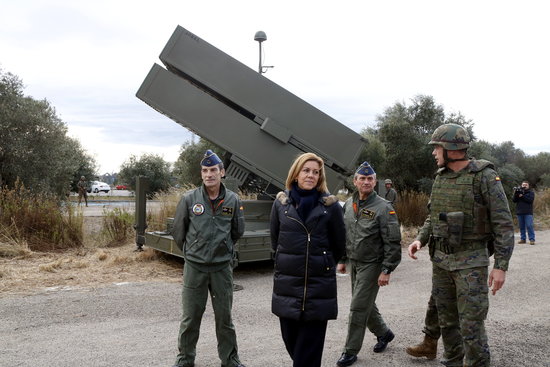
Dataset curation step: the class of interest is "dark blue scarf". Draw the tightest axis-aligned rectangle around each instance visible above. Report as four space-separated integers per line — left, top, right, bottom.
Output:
290 182 320 222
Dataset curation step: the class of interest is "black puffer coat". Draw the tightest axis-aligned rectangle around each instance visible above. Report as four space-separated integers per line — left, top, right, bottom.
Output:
270 190 346 321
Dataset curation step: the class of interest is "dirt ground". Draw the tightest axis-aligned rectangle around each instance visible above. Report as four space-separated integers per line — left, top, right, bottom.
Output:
1 214 549 366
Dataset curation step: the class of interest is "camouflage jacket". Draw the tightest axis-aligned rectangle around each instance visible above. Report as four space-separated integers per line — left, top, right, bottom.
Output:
342 191 401 273
77 180 87 193
417 160 514 271
384 188 398 205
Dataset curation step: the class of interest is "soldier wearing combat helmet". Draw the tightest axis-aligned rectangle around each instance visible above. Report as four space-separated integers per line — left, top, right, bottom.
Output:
407 123 514 367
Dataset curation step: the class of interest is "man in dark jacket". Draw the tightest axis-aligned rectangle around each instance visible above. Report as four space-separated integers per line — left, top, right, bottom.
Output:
170 150 246 367
513 180 536 245
336 162 402 367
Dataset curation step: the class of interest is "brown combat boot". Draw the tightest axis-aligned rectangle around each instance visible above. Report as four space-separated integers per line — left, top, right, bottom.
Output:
405 335 438 360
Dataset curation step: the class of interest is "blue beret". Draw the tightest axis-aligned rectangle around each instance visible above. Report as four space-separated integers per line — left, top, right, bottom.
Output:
201 150 222 167
355 161 376 176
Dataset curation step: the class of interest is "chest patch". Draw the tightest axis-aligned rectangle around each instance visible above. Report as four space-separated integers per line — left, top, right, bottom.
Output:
192 203 205 215
456 175 474 185
222 206 234 216
361 208 376 220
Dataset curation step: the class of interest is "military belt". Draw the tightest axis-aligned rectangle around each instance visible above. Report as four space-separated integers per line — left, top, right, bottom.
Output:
433 237 486 254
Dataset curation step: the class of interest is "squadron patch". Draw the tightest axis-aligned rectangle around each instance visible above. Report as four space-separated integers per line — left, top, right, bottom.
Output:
222 206 234 216
192 203 205 215
361 208 376 220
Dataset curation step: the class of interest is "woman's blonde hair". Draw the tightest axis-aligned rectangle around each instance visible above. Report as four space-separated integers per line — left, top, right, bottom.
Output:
285 152 329 193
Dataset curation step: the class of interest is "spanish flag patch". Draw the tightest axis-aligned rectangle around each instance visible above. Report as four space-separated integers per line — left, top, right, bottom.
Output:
495 176 501 181
389 210 396 215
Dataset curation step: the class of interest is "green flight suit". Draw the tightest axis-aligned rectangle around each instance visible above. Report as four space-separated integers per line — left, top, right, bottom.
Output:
417 160 514 367
341 190 401 355
171 183 245 367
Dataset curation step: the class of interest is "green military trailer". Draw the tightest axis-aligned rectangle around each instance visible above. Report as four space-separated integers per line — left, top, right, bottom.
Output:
134 25 366 266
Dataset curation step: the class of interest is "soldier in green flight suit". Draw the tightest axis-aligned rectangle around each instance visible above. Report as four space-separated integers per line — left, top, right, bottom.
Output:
170 150 246 367
336 162 402 367
408 124 514 367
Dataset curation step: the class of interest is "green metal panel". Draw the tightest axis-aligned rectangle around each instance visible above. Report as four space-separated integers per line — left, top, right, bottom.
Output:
158 26 365 174
137 64 344 192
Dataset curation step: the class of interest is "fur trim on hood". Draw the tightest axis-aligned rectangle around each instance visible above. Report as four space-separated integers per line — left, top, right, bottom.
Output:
276 191 338 206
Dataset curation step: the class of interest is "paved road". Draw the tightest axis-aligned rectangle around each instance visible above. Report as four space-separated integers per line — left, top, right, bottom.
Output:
1 234 549 367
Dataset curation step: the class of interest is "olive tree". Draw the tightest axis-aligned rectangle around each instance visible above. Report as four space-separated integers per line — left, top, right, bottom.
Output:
0 68 96 196
372 95 475 190
173 138 226 186
118 153 172 194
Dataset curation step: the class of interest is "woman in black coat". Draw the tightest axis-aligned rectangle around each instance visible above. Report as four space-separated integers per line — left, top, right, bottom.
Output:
270 152 346 367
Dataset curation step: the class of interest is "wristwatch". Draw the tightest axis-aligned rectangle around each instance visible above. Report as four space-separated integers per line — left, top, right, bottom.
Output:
382 268 391 275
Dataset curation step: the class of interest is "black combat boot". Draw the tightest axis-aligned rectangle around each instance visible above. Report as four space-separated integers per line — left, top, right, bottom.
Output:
373 329 395 353
336 352 357 366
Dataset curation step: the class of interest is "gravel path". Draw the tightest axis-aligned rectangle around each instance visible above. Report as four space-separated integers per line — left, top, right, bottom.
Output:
1 232 549 367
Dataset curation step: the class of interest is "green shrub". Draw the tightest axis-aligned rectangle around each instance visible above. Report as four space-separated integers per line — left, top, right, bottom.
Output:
101 207 134 246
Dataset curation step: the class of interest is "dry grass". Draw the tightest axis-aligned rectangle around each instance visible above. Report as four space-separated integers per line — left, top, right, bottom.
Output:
0 240 183 295
0 182 83 251
147 186 192 231
0 211 183 295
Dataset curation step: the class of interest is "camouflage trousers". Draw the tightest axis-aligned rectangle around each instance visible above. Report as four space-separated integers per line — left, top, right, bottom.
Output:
432 264 490 367
422 294 441 339
175 263 241 367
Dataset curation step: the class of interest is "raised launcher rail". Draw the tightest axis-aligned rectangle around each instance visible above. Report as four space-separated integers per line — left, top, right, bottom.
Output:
135 25 366 265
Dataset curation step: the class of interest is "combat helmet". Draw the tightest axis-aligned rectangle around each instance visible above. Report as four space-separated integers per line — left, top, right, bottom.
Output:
428 124 470 150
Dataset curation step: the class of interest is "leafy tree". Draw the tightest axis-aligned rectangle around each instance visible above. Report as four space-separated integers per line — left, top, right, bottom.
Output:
520 152 550 187
539 173 550 188
0 68 96 196
469 140 497 162
173 138 226 186
357 131 386 179
118 153 172 194
373 95 475 190
497 163 525 195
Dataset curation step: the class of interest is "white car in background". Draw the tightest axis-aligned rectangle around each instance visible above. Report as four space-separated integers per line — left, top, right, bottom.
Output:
88 181 111 193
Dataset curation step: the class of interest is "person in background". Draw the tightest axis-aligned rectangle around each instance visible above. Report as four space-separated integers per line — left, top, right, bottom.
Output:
336 162 401 367
77 176 88 207
513 180 535 245
270 152 346 367
384 179 398 205
170 150 246 367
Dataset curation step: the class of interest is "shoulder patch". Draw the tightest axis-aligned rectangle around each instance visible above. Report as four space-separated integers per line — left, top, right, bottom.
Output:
389 210 396 215
495 176 501 181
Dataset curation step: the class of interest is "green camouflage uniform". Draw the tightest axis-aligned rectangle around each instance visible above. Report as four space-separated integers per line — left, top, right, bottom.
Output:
417 160 514 367
341 190 401 355
77 178 88 205
384 187 398 205
171 183 245 367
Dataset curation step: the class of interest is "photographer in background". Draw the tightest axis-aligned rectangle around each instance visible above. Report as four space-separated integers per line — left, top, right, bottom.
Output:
512 181 536 245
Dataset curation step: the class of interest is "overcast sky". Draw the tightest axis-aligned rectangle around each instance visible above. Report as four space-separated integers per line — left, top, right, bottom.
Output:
1 0 548 173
